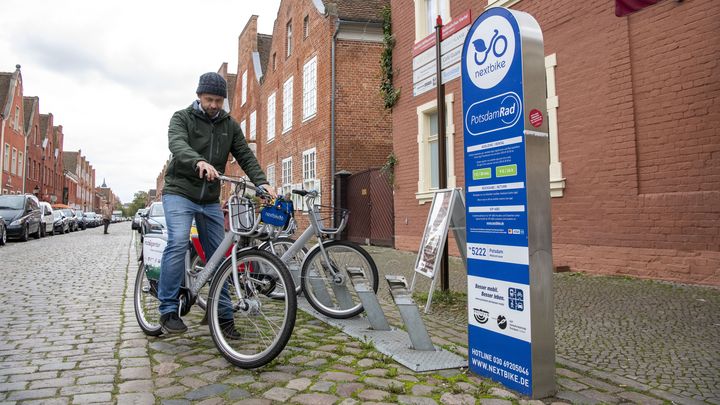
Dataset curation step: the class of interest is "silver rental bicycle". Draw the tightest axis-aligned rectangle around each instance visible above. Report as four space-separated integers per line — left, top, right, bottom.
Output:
134 176 297 368
266 189 379 319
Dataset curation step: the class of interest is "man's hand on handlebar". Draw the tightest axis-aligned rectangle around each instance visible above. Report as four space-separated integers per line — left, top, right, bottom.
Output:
197 161 219 181
257 185 277 200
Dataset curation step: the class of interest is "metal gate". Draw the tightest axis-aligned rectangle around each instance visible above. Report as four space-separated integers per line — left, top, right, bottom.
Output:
344 168 394 247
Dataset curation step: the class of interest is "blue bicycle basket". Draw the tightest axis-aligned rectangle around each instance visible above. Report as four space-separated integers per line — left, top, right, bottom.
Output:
261 199 293 227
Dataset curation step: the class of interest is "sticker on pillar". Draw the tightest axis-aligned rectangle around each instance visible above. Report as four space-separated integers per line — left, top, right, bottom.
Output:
529 109 543 128
466 16 516 89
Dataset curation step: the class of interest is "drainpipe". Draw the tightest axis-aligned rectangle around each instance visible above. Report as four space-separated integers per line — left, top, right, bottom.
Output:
22 134 27 194
331 20 339 211
0 117 4 192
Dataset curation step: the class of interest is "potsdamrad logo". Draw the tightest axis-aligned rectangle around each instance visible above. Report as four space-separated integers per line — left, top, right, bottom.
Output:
465 91 522 136
466 15 515 89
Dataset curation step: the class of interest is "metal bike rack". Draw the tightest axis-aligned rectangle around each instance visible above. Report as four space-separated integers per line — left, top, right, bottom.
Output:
346 267 390 331
385 275 435 351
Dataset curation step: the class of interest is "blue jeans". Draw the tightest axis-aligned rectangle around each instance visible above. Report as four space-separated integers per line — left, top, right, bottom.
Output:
158 194 232 319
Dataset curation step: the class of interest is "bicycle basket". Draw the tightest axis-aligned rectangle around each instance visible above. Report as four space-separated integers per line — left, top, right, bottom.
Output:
260 199 292 228
228 197 256 234
312 204 349 235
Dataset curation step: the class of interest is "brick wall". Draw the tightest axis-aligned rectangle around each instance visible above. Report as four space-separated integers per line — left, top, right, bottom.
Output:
1 72 25 194
390 0 720 285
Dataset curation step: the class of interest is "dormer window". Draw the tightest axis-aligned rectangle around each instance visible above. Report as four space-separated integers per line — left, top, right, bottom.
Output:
286 20 293 58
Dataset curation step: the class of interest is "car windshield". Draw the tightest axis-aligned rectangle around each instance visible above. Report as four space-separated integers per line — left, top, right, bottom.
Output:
0 195 24 210
53 211 63 219
85 212 95 218
62 209 74 217
149 204 164 217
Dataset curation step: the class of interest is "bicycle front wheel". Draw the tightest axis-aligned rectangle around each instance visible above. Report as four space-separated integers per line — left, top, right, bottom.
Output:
207 249 296 368
133 260 163 336
300 240 379 319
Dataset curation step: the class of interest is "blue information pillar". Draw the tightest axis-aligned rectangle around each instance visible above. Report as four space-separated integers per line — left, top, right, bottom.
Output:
461 7 555 398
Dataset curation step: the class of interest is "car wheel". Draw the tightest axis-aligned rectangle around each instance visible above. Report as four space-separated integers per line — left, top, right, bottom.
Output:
50 227 55 236
20 224 29 242
34 223 42 239
0 224 6 245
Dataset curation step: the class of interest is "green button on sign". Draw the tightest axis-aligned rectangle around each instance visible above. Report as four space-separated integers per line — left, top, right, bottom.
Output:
473 168 491 180
496 164 517 177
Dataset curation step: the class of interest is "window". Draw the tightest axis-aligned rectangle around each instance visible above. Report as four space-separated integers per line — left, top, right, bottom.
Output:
416 94 456 203
241 70 247 106
414 0 450 41
302 148 318 210
266 164 275 188
14 107 20 131
302 57 317 121
18 152 23 178
240 119 247 137
267 92 276 142
286 20 293 58
546 53 565 197
281 157 293 198
272 53 277 71
303 15 309 39
3 144 8 172
249 111 257 141
11 148 17 175
282 77 294 133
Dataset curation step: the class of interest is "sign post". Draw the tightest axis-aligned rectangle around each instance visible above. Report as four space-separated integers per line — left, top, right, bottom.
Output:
461 8 555 398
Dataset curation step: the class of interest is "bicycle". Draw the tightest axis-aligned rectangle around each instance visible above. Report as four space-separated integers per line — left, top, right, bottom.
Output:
133 176 297 368
265 189 379 319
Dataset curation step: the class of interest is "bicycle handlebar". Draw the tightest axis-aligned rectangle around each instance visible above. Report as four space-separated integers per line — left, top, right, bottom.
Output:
217 175 272 199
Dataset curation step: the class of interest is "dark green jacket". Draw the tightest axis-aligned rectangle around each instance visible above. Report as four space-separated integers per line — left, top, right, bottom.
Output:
163 103 267 204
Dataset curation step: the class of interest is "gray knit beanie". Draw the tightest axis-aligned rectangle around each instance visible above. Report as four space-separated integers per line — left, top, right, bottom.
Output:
196 72 227 98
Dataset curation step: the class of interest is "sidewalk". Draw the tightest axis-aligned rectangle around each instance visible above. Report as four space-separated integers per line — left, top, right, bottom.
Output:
363 245 720 404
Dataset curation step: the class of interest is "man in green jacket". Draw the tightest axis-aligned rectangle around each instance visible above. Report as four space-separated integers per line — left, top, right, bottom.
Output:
158 72 275 336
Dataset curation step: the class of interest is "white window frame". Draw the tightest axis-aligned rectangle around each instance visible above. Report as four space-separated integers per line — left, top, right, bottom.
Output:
415 93 456 204
546 53 565 197
281 157 293 198
14 106 20 131
266 164 275 188
286 20 293 58
3 144 9 172
487 0 521 9
266 92 276 143
240 119 247 138
302 57 317 121
18 152 23 178
302 148 318 211
249 110 257 141
241 70 247 106
282 76 294 133
414 0 450 42
11 148 18 175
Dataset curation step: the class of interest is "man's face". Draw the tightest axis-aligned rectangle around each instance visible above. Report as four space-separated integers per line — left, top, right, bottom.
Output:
198 94 225 117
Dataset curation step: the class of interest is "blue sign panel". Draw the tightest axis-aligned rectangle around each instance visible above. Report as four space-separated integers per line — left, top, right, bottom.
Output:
462 8 532 395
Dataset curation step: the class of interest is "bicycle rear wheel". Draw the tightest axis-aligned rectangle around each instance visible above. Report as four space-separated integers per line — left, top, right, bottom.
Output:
207 249 296 368
260 237 307 296
300 240 379 319
133 260 163 336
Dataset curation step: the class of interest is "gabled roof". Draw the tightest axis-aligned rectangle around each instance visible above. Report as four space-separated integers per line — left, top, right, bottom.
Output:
0 73 12 118
23 96 38 134
63 151 79 174
257 34 273 79
226 73 237 110
40 114 51 141
324 0 388 23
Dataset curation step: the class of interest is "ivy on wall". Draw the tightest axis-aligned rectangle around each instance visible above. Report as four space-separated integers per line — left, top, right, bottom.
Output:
380 6 400 109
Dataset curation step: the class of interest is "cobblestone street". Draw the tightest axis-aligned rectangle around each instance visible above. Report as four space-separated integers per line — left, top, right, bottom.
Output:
0 228 718 404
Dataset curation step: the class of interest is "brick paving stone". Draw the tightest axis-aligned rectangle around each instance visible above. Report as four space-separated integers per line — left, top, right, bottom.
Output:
38 362 77 371
28 377 75 389
8 370 57 382
336 382 364 397
161 400 191 405
22 398 69 405
287 378 312 391
72 392 112 404
0 382 27 391
185 383 230 400
76 374 114 385
310 381 334 392
60 383 114 395
156 385 188 398
364 376 404 390
118 379 153 393
320 371 358 381
263 387 296 402
223 375 255 385
617 391 665 404
439 393 475 405
556 390 601 405
579 389 621 403
6 388 57 401
364 368 388 376
488 387 518 399
577 377 624 393
233 399 271 405
397 395 439 405
557 377 589 391
116 393 155 405
153 362 181 376
357 358 375 367
120 366 151 380
121 357 151 368
195 398 225 405
259 371 294 382
478 400 513 405
411 384 435 396
227 388 251 400
290 393 339 405
358 389 390 401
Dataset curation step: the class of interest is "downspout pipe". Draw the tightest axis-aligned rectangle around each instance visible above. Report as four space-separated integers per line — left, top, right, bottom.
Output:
331 20 339 211
0 116 5 192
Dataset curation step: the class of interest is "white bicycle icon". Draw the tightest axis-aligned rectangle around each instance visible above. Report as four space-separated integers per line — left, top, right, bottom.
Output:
472 29 508 65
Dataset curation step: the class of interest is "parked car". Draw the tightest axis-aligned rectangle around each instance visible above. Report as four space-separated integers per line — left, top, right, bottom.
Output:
52 210 70 234
0 215 6 245
84 212 99 228
0 194 42 241
39 202 55 236
132 209 146 230
140 203 165 241
59 208 78 231
73 210 87 230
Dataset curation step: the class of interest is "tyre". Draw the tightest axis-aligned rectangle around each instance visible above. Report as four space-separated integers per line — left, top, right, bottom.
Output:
33 223 42 239
207 249 296 368
300 240 379 319
50 227 55 236
134 260 163 336
260 237 307 296
40 224 46 238
0 224 6 245
20 224 29 242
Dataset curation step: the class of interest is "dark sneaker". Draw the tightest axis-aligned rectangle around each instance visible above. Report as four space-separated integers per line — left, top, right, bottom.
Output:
219 319 241 340
160 312 187 334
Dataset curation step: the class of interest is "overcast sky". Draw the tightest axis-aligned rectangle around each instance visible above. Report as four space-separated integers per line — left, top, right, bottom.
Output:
0 0 281 203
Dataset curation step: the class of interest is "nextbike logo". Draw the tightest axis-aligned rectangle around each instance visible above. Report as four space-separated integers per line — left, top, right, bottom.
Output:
466 15 515 89
465 92 522 136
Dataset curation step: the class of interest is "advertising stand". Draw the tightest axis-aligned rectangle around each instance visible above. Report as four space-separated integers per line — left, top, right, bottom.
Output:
461 8 555 398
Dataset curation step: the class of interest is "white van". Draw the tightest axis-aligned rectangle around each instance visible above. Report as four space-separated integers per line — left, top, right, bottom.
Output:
39 201 55 236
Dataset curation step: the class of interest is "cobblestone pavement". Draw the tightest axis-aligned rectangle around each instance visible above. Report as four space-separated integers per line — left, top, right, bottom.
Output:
0 228 717 404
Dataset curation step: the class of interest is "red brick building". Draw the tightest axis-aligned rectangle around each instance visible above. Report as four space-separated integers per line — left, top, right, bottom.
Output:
39 113 57 202
23 96 43 197
390 0 719 285
62 150 95 211
230 0 393 216
0 65 26 194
